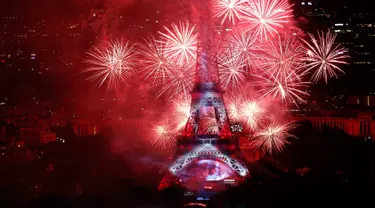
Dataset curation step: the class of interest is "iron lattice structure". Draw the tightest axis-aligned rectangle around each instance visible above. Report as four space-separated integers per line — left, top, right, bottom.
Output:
169 144 248 177
159 0 250 191
184 82 232 137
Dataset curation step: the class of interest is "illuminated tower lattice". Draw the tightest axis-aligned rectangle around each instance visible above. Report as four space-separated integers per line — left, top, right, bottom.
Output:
159 1 250 192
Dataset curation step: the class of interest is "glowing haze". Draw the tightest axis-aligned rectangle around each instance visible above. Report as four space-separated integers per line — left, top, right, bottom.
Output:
83 0 349 154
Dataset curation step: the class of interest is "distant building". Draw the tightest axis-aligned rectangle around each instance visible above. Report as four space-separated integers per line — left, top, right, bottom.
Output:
104 118 146 132
294 0 331 31
348 96 360 105
69 117 147 137
71 118 100 137
51 110 69 127
0 106 27 117
332 12 375 70
18 120 56 145
40 132 56 144
292 112 375 138
347 95 375 107
349 13 375 72
330 4 375 93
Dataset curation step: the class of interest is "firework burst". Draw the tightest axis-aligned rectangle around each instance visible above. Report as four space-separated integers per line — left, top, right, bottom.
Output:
170 95 191 132
255 71 310 105
253 34 309 105
243 0 293 41
260 34 305 79
212 0 250 25
159 22 198 67
152 119 176 151
139 36 172 85
157 61 195 100
301 30 349 84
217 49 247 91
225 84 260 121
240 100 265 130
226 95 243 121
252 121 296 154
225 30 260 70
82 0 351 155
84 40 138 90
198 108 219 134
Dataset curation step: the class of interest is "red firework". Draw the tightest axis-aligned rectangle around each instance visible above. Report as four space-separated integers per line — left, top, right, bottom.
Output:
82 1 350 155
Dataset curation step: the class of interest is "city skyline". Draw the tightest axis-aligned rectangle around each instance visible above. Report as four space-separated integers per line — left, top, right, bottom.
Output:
0 1 374 207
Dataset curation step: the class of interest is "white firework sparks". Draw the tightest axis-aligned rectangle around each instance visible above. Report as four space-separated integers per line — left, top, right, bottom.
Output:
218 49 247 91
243 0 293 41
252 121 296 154
84 40 138 90
226 30 260 70
240 100 265 130
139 36 172 85
301 30 349 84
159 22 198 67
157 61 195 100
152 119 176 151
212 0 250 25
254 71 310 105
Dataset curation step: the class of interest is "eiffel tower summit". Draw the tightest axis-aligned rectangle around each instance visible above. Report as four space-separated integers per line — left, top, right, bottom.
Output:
158 0 250 197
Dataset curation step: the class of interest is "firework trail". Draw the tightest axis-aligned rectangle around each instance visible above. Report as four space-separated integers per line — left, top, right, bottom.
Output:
252 120 296 154
301 30 349 84
159 22 198 67
83 40 138 90
139 36 172 85
212 0 250 25
243 0 293 41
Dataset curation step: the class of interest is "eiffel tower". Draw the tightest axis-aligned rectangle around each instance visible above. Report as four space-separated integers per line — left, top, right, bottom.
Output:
158 1 250 193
